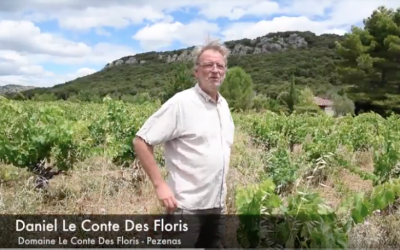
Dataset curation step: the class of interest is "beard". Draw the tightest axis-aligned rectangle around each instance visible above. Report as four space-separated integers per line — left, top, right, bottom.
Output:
207 76 224 88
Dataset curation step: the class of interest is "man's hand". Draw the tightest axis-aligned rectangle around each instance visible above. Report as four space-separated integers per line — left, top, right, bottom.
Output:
155 181 178 213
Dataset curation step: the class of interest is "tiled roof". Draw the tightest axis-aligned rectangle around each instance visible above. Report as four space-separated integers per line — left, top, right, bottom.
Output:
314 96 333 106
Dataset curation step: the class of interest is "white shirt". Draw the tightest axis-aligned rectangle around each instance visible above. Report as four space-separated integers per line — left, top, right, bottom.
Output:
136 83 235 210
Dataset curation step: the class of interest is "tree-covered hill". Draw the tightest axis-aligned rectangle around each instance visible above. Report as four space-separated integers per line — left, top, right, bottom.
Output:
11 5 400 115
19 31 344 98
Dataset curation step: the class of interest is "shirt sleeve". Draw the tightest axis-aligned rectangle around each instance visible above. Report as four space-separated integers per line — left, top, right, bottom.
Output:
136 98 182 146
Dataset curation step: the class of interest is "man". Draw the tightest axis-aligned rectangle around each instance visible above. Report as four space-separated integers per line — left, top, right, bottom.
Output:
133 39 235 248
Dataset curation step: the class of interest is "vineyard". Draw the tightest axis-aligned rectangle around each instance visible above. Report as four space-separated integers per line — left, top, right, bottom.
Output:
1 96 400 248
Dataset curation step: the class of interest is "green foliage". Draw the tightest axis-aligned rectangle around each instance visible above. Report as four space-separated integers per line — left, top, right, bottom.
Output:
335 5 400 113
251 94 286 113
235 109 400 248
0 99 91 171
235 179 347 248
287 75 297 113
160 63 195 104
235 178 400 249
265 145 301 189
275 75 312 114
295 87 323 115
297 87 316 106
32 93 57 101
245 110 400 182
67 91 102 103
252 94 269 111
331 93 356 116
0 98 159 172
120 92 153 104
220 66 255 111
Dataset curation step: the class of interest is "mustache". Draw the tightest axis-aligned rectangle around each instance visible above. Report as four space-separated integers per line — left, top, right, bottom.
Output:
208 75 222 79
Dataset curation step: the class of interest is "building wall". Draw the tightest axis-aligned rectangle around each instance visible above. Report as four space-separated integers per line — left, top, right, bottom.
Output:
324 106 335 116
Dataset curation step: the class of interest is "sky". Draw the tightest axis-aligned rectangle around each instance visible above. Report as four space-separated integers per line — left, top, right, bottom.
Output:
0 0 398 88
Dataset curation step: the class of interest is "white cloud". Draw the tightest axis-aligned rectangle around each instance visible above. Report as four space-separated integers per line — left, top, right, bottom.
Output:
0 0 396 88
196 0 280 20
4 0 393 30
0 50 51 77
221 16 347 41
77 67 96 76
57 6 168 31
0 19 136 65
0 19 136 87
95 28 111 37
0 41 135 87
1 1 173 31
32 43 136 66
0 20 91 57
0 48 97 87
132 19 220 50
278 0 334 17
131 0 392 49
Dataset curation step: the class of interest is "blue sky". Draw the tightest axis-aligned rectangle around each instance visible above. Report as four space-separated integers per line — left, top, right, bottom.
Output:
0 0 397 87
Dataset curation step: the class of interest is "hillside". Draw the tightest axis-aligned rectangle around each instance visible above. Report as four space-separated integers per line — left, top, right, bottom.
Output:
20 31 344 99
0 84 35 95
16 26 400 115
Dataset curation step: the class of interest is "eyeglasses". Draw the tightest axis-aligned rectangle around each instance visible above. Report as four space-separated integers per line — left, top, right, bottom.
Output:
198 62 226 71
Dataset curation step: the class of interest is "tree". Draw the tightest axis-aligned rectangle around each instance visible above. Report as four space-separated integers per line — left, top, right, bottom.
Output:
32 93 57 101
294 87 322 115
121 92 152 104
287 75 297 113
335 6 400 112
252 93 270 111
275 76 299 114
160 62 195 104
297 87 316 106
331 93 355 116
220 66 255 111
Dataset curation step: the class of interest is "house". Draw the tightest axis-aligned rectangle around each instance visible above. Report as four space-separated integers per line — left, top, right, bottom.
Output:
313 96 334 116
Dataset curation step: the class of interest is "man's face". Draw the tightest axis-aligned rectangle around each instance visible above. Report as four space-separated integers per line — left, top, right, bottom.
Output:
194 49 227 92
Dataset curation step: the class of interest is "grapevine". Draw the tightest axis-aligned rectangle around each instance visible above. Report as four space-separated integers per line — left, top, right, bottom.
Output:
0 98 158 187
2 98 400 248
233 110 400 249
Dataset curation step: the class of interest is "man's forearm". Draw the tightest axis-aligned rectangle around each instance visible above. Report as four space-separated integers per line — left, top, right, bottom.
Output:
133 137 165 188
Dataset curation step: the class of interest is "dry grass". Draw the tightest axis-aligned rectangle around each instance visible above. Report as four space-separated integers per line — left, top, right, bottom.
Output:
0 156 165 214
0 127 265 215
1 128 399 248
313 178 343 209
349 210 400 249
308 145 375 209
0 127 265 248
344 149 400 248
337 168 374 193
351 149 375 173
303 146 400 248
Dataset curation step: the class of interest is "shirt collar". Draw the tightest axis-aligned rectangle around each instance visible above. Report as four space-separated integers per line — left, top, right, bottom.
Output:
194 83 222 103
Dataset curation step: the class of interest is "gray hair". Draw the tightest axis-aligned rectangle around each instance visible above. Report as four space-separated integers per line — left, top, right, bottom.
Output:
192 39 230 68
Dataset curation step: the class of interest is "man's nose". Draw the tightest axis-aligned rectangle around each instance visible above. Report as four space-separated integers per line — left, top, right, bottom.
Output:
210 65 218 72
